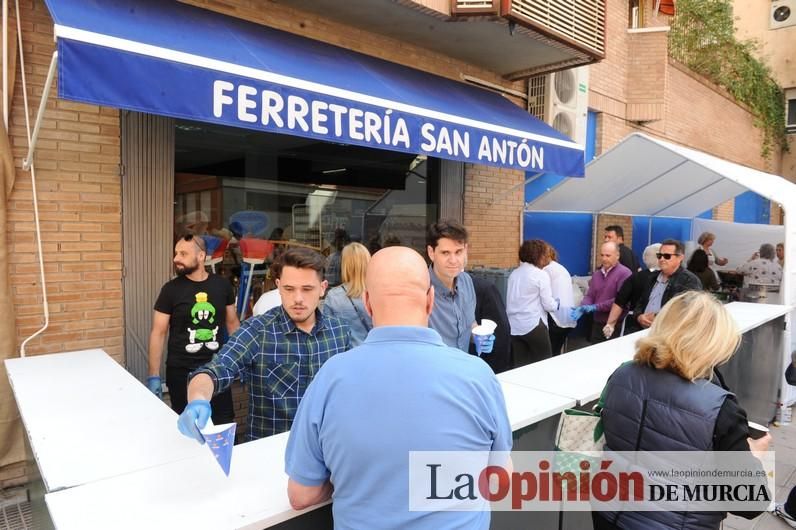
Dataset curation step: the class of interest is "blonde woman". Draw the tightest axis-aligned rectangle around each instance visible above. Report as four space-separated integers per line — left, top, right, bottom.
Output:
322 242 373 346
594 291 771 530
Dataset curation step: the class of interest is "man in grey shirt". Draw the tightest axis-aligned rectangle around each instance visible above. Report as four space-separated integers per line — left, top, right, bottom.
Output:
426 220 493 354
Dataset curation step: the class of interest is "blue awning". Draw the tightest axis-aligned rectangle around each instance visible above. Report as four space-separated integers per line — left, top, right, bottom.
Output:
42 0 585 176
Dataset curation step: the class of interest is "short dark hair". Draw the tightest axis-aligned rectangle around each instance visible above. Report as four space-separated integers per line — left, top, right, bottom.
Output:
426 219 468 249
660 238 684 255
604 225 624 239
271 247 325 281
519 239 548 266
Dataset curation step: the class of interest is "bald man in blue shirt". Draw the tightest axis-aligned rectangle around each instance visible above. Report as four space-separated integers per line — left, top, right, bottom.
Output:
285 246 512 529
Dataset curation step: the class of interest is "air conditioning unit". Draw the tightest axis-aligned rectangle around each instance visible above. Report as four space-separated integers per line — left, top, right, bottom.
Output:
528 66 589 146
771 0 796 30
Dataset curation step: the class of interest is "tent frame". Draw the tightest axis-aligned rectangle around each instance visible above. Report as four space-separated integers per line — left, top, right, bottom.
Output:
527 132 796 408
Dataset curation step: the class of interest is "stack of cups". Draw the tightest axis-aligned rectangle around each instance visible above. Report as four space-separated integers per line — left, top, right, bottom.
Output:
472 319 497 355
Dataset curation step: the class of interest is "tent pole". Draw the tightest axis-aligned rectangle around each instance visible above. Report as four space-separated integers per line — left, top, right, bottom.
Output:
591 213 598 269
22 50 56 171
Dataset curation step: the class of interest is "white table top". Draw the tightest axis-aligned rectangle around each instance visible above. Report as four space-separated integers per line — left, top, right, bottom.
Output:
498 302 791 405
724 301 791 333
498 331 643 404
499 380 575 431
29 351 575 530
45 432 310 530
44 385 573 530
5 349 206 492
26 302 791 528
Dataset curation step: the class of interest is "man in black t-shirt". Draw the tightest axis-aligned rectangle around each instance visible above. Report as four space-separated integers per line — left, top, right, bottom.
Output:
147 233 240 423
604 224 640 273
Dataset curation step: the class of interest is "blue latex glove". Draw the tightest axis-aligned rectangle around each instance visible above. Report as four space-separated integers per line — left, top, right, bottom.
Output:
177 400 211 444
146 376 162 399
582 304 598 313
474 334 495 355
569 307 585 321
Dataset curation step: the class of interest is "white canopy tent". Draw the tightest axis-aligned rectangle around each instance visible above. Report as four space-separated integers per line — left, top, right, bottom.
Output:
527 132 796 405
528 132 796 307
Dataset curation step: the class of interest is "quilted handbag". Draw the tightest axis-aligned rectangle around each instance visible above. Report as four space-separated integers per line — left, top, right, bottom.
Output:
555 408 604 453
552 363 623 475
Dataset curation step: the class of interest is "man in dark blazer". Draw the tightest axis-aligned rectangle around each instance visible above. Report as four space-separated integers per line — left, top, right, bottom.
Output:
468 275 511 373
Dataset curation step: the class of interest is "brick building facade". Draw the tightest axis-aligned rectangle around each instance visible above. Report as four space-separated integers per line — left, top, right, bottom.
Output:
585 0 781 266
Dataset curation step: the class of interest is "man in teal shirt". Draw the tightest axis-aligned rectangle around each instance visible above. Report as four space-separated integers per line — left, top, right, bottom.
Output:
285 246 512 529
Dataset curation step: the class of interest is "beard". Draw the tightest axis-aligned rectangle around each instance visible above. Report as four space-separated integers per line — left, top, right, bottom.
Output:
175 260 200 276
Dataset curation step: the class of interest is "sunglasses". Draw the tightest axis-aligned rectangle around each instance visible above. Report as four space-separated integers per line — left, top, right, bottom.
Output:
182 233 207 252
656 252 681 260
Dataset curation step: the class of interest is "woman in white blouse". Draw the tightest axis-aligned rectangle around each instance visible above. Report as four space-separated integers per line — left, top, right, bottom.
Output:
507 240 558 368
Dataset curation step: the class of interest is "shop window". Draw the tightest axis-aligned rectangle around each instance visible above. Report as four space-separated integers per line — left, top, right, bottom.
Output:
174 120 440 315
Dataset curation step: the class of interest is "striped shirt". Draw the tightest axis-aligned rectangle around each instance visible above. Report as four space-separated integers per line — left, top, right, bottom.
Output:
194 305 351 440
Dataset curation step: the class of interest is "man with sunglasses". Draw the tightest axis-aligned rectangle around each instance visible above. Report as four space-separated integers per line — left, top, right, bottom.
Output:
633 239 702 329
147 233 240 424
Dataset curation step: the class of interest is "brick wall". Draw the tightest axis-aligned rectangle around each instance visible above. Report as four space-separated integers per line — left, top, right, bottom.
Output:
463 164 524 268
9 0 123 359
1 0 122 486
625 29 668 122
589 0 779 228
593 214 634 270
781 136 796 185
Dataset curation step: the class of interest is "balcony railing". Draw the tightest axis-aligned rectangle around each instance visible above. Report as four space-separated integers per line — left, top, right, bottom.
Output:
453 0 606 58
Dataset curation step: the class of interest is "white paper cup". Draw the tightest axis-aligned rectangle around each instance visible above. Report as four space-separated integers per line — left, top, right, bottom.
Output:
479 319 497 334
472 320 496 355
472 326 491 338
747 421 769 440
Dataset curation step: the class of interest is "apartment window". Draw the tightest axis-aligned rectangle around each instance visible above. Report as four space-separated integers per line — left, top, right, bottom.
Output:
629 0 641 28
787 89 796 134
